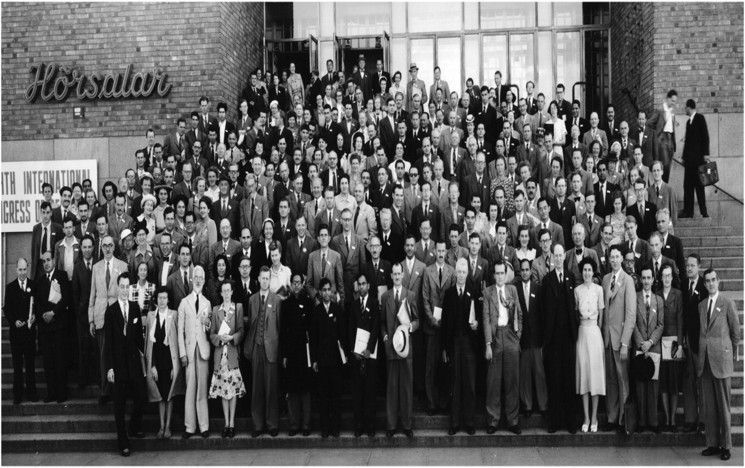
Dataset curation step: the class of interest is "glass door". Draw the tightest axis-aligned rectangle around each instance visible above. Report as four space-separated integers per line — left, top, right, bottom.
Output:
309 35 319 74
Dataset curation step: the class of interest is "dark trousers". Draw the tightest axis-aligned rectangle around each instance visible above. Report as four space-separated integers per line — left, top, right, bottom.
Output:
39 330 67 400
701 359 732 449
519 346 548 412
683 349 702 424
657 132 674 183
683 163 707 215
450 336 476 428
635 380 659 428
250 346 279 431
95 329 111 397
317 365 342 433
351 358 377 431
485 328 520 427
112 376 146 450
77 316 98 386
287 392 311 431
9 331 37 400
386 359 413 430
425 332 448 410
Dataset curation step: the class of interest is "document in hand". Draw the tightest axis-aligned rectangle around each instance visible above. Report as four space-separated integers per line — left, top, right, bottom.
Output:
468 300 476 326
48 281 61 304
338 340 347 364
354 328 378 358
377 285 388 304
433 306 442 322
661 336 681 361
217 320 231 336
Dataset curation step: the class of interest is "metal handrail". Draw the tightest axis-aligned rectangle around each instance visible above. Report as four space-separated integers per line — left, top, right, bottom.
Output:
671 157 743 206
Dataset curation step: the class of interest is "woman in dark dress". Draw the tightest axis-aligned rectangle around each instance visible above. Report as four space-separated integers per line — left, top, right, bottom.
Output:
205 254 232 306
279 273 314 436
145 287 184 439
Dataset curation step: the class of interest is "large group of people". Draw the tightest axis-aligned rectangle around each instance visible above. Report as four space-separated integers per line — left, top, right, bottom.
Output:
2 55 738 460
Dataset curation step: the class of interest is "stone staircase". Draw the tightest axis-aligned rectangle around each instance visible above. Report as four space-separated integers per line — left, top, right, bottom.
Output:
2 217 742 453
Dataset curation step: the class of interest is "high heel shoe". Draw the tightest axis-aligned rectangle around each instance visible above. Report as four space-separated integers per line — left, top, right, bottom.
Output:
581 423 589 433
590 423 598 433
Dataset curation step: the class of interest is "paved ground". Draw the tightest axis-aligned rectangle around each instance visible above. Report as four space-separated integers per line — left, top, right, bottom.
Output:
2 446 742 465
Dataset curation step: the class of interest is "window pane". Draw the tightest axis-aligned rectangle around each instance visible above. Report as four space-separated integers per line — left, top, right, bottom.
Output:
390 38 409 89
554 2 583 26
319 2 334 36
464 2 479 29
535 32 554 97
293 2 319 37
335 2 391 36
537 2 552 27
319 41 335 71
436 37 462 102
464 34 480 92
556 32 581 96
482 35 507 88
481 2 535 29
408 2 462 33
410 38 434 89
391 2 406 33
509 34 533 99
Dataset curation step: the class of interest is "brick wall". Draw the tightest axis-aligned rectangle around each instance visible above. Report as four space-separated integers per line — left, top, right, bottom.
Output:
1 2 264 141
611 2 744 117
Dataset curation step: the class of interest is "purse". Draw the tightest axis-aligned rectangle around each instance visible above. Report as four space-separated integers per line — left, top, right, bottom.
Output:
698 161 719 186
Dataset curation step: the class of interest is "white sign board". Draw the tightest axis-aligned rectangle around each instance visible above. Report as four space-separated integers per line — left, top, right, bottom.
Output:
1 159 97 233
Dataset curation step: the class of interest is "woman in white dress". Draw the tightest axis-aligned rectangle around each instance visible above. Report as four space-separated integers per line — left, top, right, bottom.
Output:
268 242 291 299
574 257 605 433
544 101 567 145
334 175 357 215
514 225 536 264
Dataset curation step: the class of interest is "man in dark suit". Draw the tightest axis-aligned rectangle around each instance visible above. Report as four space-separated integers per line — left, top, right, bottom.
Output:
548 177 575 247
379 208 404 264
682 253 708 433
73 201 96 240
593 159 620 219
31 202 63 279
162 118 187 157
410 182 441 242
600 104 620 142
566 100 589 136
309 278 347 438
554 84 572 122
242 73 267 118
72 236 97 388
34 251 70 403
647 232 680 291
2 258 38 404
185 112 207 159
624 216 652 272
462 153 491 214
646 89 678 183
680 99 710 218
51 186 76 226
371 167 394 211
352 54 373 102
214 102 236 147
363 236 393 292
284 217 317 276
103 273 146 457
656 209 685 276
626 178 658 240
380 100 398 157
211 178 239 237
475 86 499 143
696 268 740 461
514 259 547 416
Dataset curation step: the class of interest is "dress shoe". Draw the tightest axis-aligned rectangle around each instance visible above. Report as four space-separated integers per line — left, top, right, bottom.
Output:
269 429 279 437
508 425 521 435
650 426 660 434
720 449 731 461
182 431 195 439
448 426 459 435
302 429 311 437
678 211 692 219
120 448 130 457
403 429 413 438
12 398 22 405
366 430 375 438
26 393 39 402
385 430 395 439
289 429 298 437
701 446 721 456
465 427 475 435
354 429 362 438
200 431 210 438
251 430 263 438
129 430 145 439
486 425 497 435
221 427 229 438
229 428 235 438
702 213 709 218
601 422 616 432
43 396 56 403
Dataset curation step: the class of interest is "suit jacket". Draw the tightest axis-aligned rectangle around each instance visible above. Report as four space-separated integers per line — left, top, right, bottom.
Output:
582 128 609 156
348 293 380 358
625 238 652 273
515 279 541 349
74 220 96 240
54 238 81 280
108 213 133 244
401 257 426 302
505 212 536 247
593 180 620 219
540 269 578 346
390 205 408 240
602 269 637 351
34 269 70 335
331 232 367 298
154 252 178 287
380 230 404 264
516 141 540 175
410 202 441 242
442 146 467 181
403 184 423 224
682 112 709 167
564 248 601 285
531 219 564 250
88 257 128 329
577 212 603 247
482 284 522 346
379 116 398 157
103 301 145 382
466 255 490 295
177 291 211 361
549 196 576 244
626 202 657 240
172 180 194 202
660 233 685 278
284 235 318 277
683 276 708 354
303 197 326 236
413 239 437 266
243 291 281 363
380 287 419 360
309 301 347 367
352 202 377 242
646 105 676 158
314 208 342 238
306 248 345 303
208 303 244 370
633 291 665 353
71 259 93 323
285 191 311 221
421 262 455 334
440 204 465 239
211 198 239 237
530 253 553 285
208 238 241 270
647 182 678 225
240 194 269 240
163 131 186 157
3 278 35 338
462 173 491 211
442 285 481 355
696 293 740 379
31 222 63 278
648 255 680 291
166 266 193 311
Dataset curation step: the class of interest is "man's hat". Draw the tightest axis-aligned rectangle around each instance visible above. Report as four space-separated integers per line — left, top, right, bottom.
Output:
409 63 419 72
140 193 157 209
392 324 410 358
631 353 655 382
120 228 133 241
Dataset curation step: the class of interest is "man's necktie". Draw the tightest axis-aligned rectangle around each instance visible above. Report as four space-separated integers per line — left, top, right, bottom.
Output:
395 289 400 306
354 206 360 227
438 267 443 286
656 185 660 198
346 236 350 252
707 298 714 326
321 252 327 277
689 281 694 295
41 228 48 254
105 261 111 286
611 274 616 292
195 295 200 314
123 303 128 336
183 271 190 293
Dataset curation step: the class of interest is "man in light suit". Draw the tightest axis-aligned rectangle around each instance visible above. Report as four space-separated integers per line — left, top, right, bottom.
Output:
103 273 146 456
647 161 678 227
576 194 603 248
240 174 268 240
414 219 437 266
601 245 637 433
696 268 740 461
305 224 345 304
330 209 366 302
314 187 342 238
244 267 282 437
563 223 601 285
380 262 419 438
530 229 554 285
88 236 127 404
208 219 241 267
483 261 523 434
532 198 564 248
402 235 427 399
177 265 211 438
645 89 677 183
303 177 326 236
421 242 455 414
352 183 377 242
624 216 652 273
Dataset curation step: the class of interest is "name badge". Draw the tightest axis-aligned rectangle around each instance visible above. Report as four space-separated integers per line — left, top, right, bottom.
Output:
530 293 535 298
635 252 641 258
299 304 304 309
302 247 307 253
716 307 721 312
379 269 384 273
267 304 272 308
351 245 356 250
133 317 139 324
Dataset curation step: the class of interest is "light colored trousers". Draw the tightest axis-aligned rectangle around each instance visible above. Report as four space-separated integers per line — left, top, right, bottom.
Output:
604 347 629 424
184 347 209 433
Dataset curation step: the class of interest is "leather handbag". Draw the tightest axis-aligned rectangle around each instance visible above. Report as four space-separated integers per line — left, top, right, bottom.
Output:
698 161 719 186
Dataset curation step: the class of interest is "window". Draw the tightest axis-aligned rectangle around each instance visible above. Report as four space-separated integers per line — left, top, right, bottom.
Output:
554 2 583 26
464 2 479 30
390 38 409 88
535 32 554 96
556 32 581 95
463 34 480 92
509 34 534 99
481 2 536 29
293 2 319 37
319 2 334 36
335 2 391 36
408 2 462 33
436 37 462 100
409 38 434 89
482 35 508 88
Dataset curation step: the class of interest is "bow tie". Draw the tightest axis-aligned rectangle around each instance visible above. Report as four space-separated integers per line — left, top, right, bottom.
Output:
576 249 583 256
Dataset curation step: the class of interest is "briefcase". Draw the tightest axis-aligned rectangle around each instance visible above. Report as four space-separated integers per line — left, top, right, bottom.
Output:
698 161 719 186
